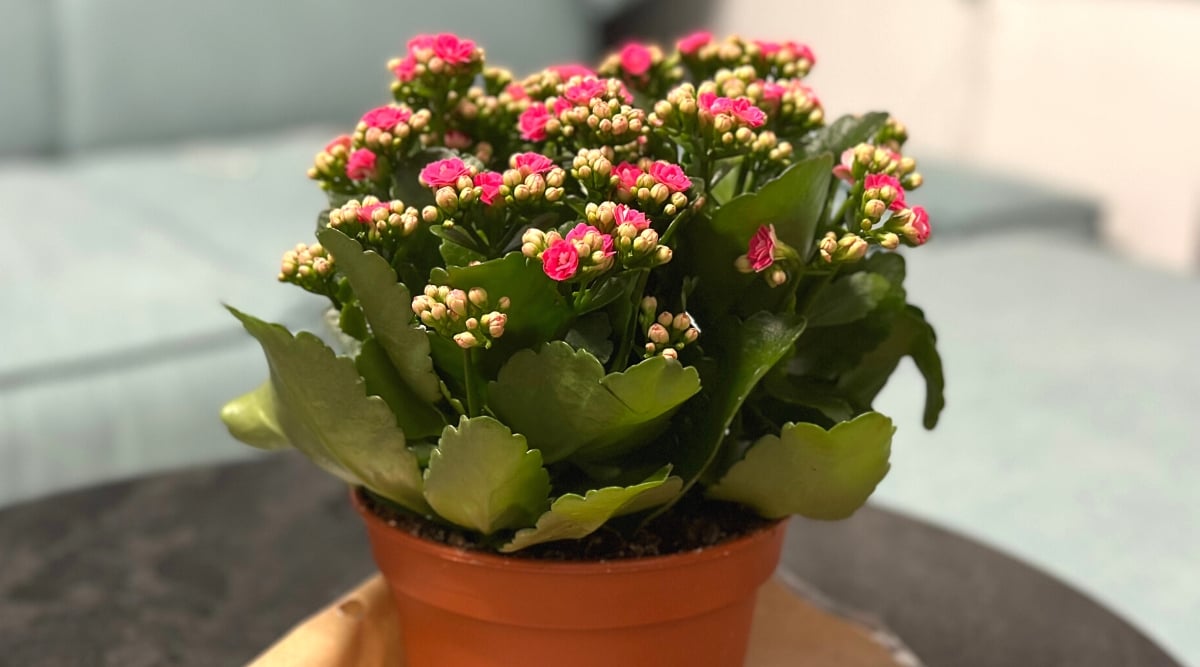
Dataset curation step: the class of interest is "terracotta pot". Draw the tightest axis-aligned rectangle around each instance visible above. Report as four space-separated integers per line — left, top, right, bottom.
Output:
352 490 787 667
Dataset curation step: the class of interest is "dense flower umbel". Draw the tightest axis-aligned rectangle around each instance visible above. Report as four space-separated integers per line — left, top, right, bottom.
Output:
227 31 945 551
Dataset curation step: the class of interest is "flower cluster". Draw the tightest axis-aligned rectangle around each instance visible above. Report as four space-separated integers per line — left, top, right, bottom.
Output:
227 31 945 556
412 285 510 349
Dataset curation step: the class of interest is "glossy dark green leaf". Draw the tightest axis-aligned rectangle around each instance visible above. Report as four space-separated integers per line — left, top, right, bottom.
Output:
423 416 550 535
317 228 443 405
803 111 889 158
338 302 369 341
838 305 946 429
708 412 893 519
488 341 701 464
500 467 682 552
228 307 428 513
710 154 833 252
220 380 291 450
665 312 809 502
806 271 893 328
438 237 486 267
356 338 446 440
564 311 614 364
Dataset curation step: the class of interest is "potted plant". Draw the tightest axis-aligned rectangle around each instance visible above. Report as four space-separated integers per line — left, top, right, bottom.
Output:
221 30 944 667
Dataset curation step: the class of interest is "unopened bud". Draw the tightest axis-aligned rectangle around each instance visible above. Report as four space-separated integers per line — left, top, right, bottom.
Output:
864 199 887 219
648 323 670 345
453 331 478 349
468 287 488 308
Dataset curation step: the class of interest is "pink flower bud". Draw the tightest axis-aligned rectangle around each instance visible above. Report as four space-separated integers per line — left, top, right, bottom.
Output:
619 43 654 76
420 158 470 188
833 148 856 183
393 56 417 82
541 239 580 281
747 224 778 272
345 149 377 180
564 77 609 105
356 201 389 223
324 134 352 154
677 31 712 55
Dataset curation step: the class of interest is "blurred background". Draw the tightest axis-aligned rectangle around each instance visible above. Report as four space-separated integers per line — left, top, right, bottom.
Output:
2 0 1197 663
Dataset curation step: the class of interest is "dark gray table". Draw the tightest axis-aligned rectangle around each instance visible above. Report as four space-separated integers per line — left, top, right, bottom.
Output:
0 454 1182 667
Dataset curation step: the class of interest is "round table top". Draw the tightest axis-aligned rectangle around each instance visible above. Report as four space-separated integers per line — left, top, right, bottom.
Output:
0 455 1181 667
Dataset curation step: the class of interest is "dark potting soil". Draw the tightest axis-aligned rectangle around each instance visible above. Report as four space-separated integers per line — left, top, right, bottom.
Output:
359 489 774 561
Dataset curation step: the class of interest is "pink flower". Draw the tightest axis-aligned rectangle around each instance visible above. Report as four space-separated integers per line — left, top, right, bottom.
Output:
698 91 719 113
345 149 377 180
473 172 503 205
613 162 644 190
728 98 766 127
566 223 615 256
357 201 390 222
552 97 574 115
747 225 778 272
393 56 417 82
619 43 654 76
833 148 855 183
541 239 579 281
549 63 596 80
444 130 472 149
419 157 469 188
518 103 551 141
649 161 691 193
324 134 351 154
432 33 476 65
677 31 712 55
613 204 650 230
785 41 816 64
361 105 411 130
864 173 906 209
407 34 436 56
754 40 783 56
760 81 788 103
512 152 555 175
505 83 529 101
910 206 931 245
564 77 608 105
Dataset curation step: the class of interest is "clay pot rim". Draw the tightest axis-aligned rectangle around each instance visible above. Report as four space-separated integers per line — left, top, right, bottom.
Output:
351 486 786 575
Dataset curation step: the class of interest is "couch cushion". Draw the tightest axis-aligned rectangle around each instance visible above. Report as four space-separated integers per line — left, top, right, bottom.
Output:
0 0 55 156
55 0 595 150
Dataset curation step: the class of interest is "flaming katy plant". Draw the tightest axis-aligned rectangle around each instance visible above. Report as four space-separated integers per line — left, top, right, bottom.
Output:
222 31 944 553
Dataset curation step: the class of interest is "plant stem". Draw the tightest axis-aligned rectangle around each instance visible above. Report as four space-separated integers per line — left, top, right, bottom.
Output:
462 347 481 418
610 270 651 372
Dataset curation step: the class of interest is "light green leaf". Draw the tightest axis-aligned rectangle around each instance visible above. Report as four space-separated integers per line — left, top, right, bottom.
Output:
664 313 808 505
708 412 894 519
356 338 446 440
220 380 290 450
228 307 428 513
423 416 551 535
500 467 682 552
488 342 701 464
317 228 442 404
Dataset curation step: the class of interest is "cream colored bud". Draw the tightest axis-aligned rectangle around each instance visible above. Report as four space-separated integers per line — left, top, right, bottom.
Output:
661 348 679 360
488 312 507 338
654 246 673 264
468 287 488 308
864 199 887 219
497 297 511 311
879 232 900 250
453 331 478 349
767 267 788 287
734 255 753 273
465 317 479 330
683 328 700 343
640 296 658 316
672 313 692 331
435 187 458 211
446 290 468 317
422 206 439 223
648 323 670 345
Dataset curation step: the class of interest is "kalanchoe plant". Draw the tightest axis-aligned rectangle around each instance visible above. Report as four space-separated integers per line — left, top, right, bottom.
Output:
222 31 944 553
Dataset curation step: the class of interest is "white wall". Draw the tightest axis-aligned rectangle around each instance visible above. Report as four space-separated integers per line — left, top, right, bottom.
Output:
714 0 1200 271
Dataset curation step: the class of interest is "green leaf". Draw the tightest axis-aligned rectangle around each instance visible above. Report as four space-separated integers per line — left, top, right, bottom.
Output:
708 412 894 519
423 416 551 535
761 374 855 424
500 467 683 552
228 307 428 513
430 252 574 355
665 312 809 501
488 342 701 464
316 228 442 405
711 154 833 253
564 311 614 364
338 302 369 341
356 338 446 440
838 305 946 429
804 111 889 158
806 271 893 328
438 237 486 267
220 380 291 450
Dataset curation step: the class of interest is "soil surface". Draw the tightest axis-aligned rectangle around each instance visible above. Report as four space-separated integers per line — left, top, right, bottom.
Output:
359 489 774 561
